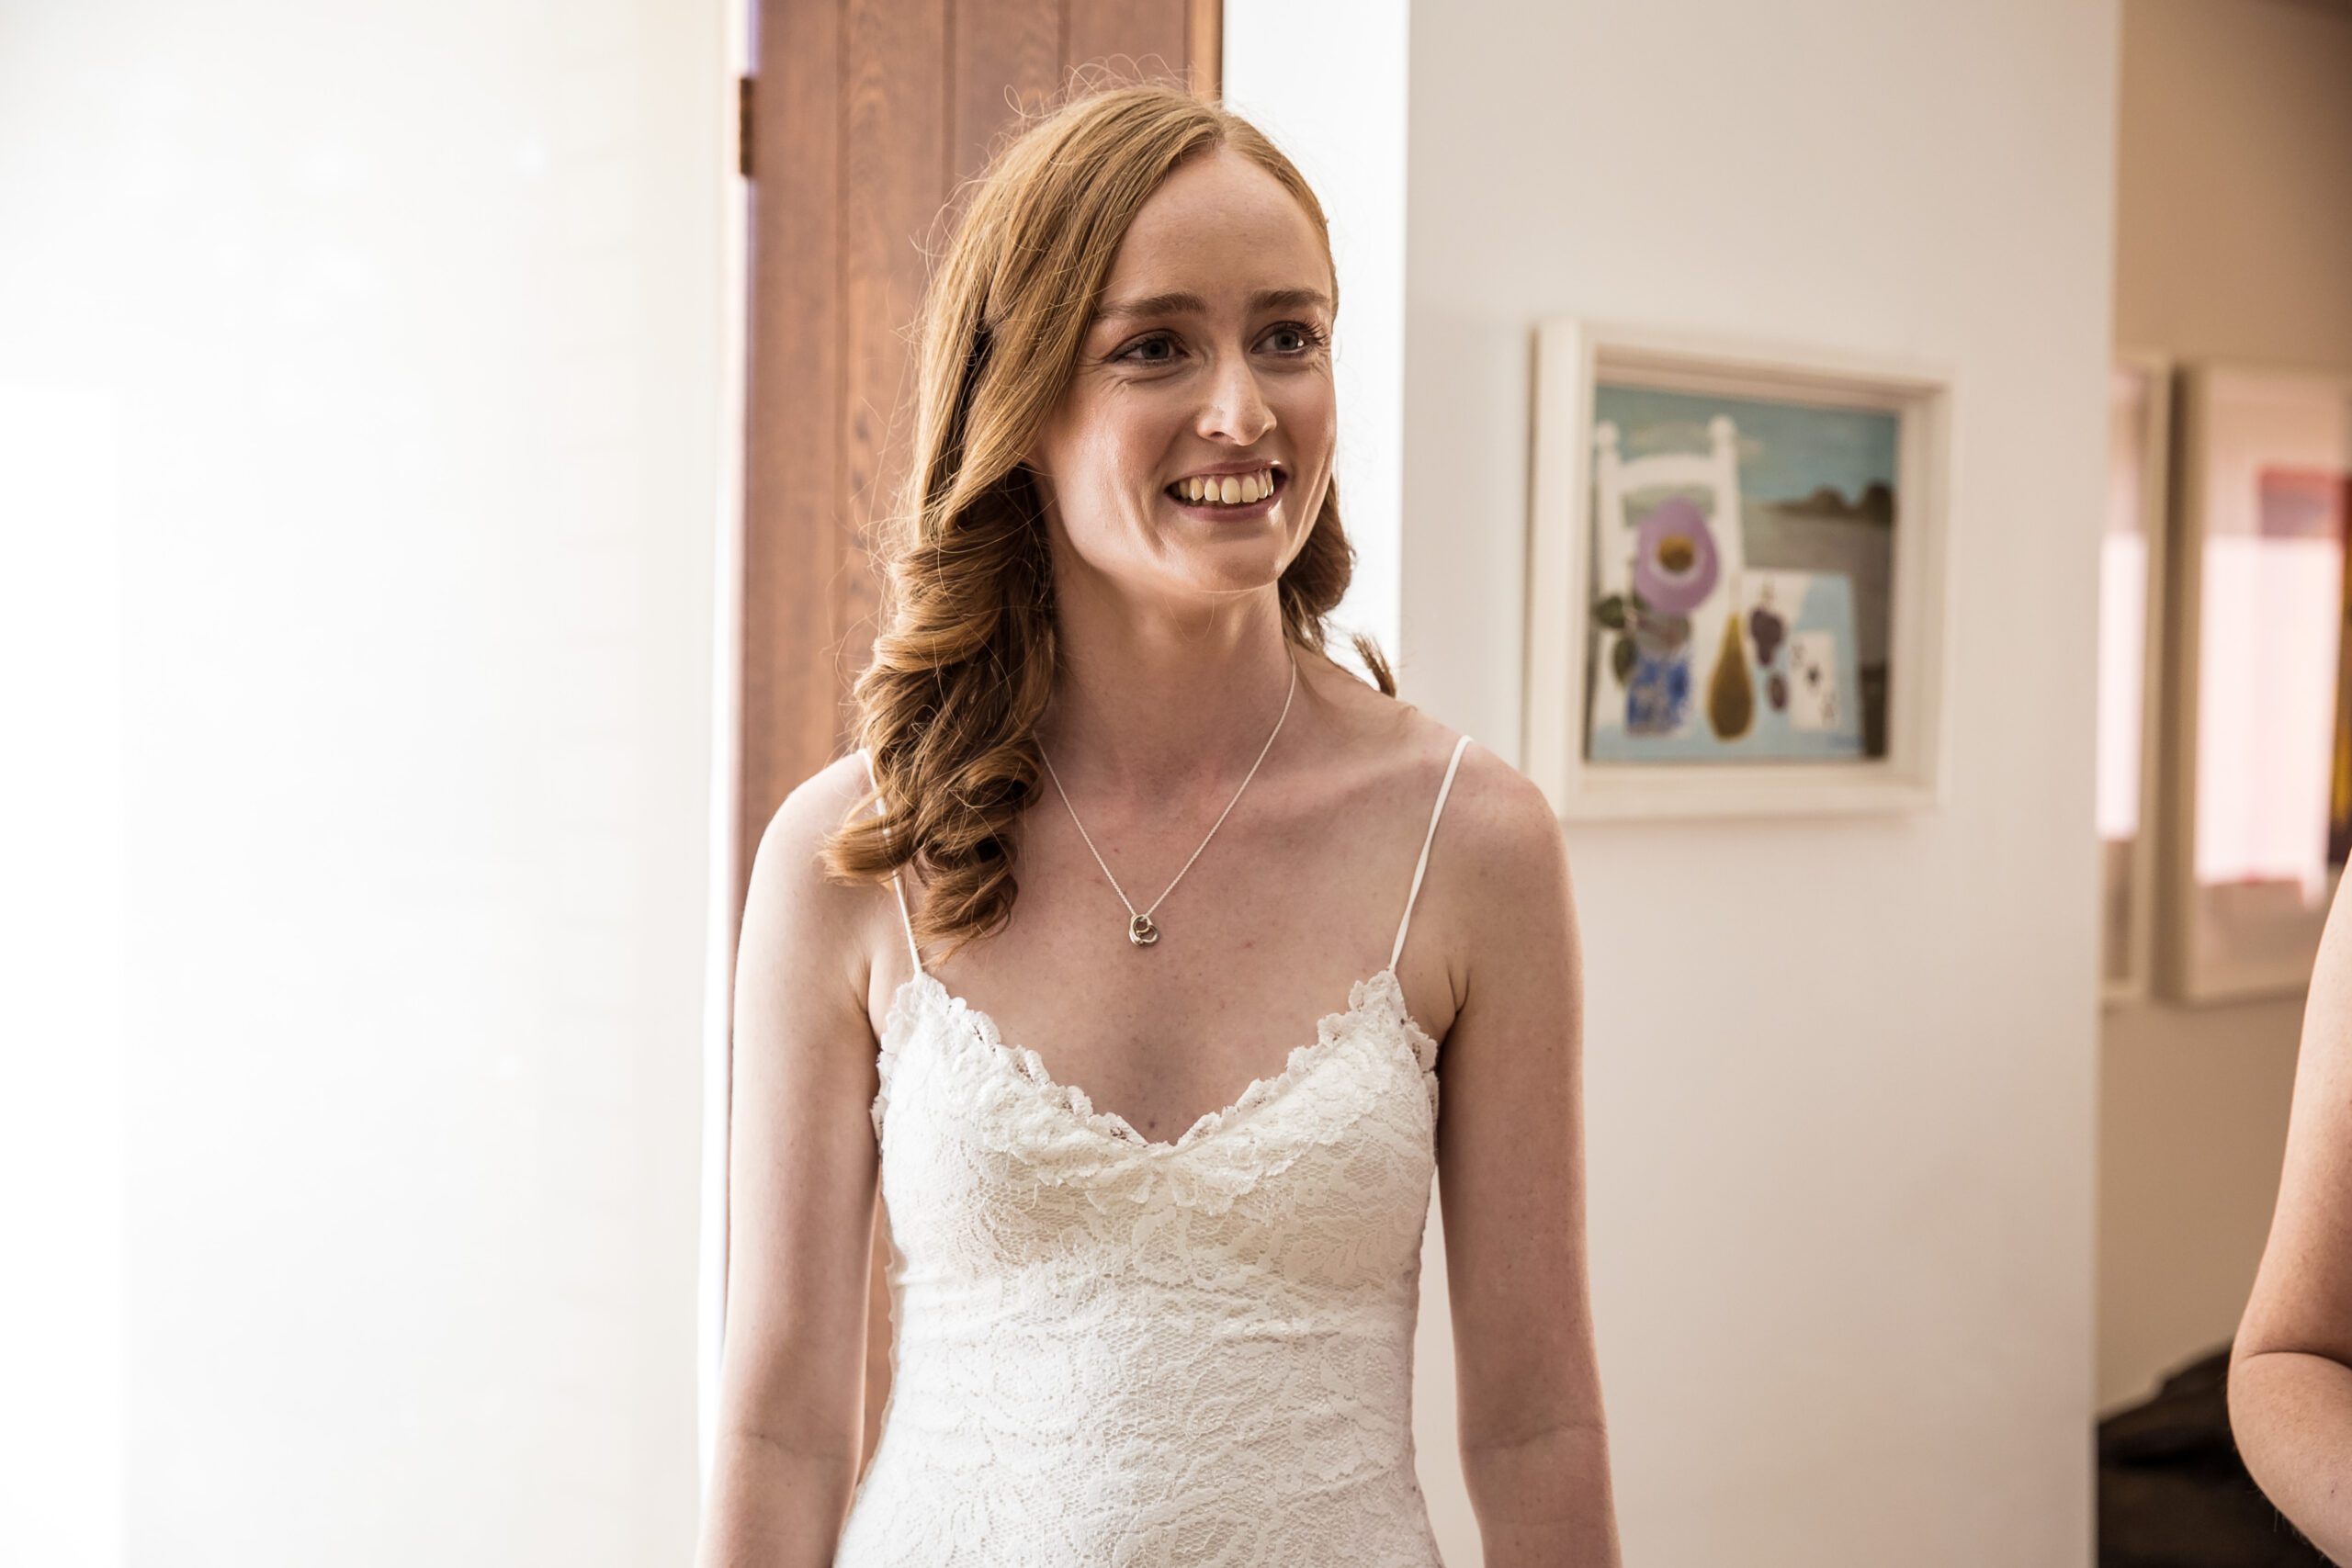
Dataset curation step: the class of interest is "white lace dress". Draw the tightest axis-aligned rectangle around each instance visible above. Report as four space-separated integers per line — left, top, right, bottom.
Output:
832 734 1472 1566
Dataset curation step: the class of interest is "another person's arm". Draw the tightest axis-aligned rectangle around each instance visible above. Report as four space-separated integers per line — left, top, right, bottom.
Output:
1435 758 1621 1566
695 761 889 1567
2231 872 2352 1564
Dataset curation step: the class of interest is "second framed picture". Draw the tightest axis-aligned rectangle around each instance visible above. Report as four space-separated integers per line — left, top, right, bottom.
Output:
1524 317 1955 819
2158 363 2352 1003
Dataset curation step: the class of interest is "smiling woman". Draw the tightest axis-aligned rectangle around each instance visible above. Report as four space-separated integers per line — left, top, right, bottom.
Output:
833 85 1384 963
1042 162 1338 569
696 79 1618 1568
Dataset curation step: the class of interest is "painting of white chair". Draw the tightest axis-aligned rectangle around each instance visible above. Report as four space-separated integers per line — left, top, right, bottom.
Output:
1522 315 1954 819
1585 394 1874 765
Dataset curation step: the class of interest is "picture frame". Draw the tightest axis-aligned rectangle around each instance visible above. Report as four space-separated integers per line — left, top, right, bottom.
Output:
2098 352 2175 1008
2157 362 2352 1005
1522 317 1955 820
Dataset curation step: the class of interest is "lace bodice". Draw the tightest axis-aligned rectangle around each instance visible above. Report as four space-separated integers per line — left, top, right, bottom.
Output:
831 735 1472 1566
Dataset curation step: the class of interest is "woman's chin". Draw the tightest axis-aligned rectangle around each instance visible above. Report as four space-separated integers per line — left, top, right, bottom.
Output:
1168 539 1294 594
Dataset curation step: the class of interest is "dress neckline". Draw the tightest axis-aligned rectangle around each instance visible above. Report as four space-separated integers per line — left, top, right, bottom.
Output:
886 964 1438 1156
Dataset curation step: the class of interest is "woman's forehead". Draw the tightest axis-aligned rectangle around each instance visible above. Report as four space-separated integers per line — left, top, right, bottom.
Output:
1093 151 1330 310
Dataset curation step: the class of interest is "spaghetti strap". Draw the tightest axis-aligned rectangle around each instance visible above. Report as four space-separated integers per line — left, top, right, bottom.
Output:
1388 734 1473 972
863 747 926 976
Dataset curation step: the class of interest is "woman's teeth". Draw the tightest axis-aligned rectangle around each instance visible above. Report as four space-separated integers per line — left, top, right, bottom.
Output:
1170 468 1276 506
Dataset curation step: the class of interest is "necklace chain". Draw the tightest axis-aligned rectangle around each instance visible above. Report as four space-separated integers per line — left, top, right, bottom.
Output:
1036 646 1299 949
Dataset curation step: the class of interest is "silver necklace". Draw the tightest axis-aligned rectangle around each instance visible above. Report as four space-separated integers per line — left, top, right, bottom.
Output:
1036 646 1298 949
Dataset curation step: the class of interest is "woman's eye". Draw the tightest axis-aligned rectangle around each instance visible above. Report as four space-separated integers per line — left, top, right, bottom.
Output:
1115 323 1328 365
1271 321 1332 354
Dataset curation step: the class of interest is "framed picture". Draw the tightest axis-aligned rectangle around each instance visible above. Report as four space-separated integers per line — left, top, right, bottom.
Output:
2158 363 2352 1004
2098 353 2175 1007
1523 317 1954 819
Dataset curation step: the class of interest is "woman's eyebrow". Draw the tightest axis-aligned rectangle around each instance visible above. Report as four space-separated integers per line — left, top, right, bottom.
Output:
1091 287 1332 323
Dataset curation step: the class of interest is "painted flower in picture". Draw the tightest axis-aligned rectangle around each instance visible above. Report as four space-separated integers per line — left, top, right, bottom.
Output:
1631 495 1719 615
1592 495 1722 736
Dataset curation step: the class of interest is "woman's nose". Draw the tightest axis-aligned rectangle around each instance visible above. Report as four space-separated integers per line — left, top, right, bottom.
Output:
1197 353 1274 445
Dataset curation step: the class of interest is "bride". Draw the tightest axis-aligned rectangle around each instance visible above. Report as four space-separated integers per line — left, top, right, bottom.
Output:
694 80 1620 1567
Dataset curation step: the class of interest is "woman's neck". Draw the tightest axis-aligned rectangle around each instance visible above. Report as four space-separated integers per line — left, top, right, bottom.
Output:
1035 605 1311 807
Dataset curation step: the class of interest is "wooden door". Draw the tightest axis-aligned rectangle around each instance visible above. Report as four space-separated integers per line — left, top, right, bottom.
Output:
738 0 1222 1472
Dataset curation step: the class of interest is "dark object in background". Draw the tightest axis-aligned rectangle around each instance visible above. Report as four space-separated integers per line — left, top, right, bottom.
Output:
2100 1343 2335 1567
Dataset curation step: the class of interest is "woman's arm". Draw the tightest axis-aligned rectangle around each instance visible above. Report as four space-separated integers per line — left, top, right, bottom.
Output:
695 759 892 1568
1433 759 1621 1567
2232 872 2352 1563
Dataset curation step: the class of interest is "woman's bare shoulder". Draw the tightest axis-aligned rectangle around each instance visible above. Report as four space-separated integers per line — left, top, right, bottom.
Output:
1409 735 1563 953
1304 661 1566 988
1309 655 1555 864
1428 727 1557 864
740 751 892 1011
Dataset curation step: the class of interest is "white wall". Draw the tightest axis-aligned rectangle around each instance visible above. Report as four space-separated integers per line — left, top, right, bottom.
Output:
1393 2 2116 1562
0 387 132 1567
2098 0 2352 1415
0 4 733 1562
